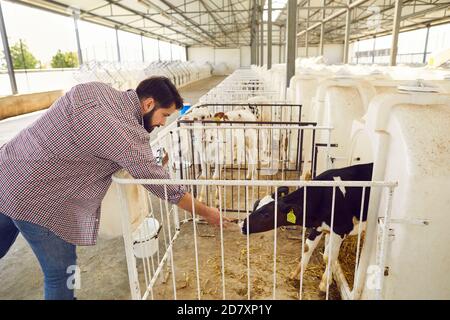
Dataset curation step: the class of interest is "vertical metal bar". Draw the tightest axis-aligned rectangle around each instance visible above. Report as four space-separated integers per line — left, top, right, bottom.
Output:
272 186 278 299
185 45 189 61
190 185 202 300
422 25 430 64
251 0 257 65
170 42 173 61
116 183 141 300
305 0 310 57
299 186 307 299
343 0 352 64
115 26 121 62
286 0 297 89
325 186 337 300
163 186 177 300
319 0 326 55
0 1 17 94
260 0 264 66
72 9 83 66
390 0 403 66
140 33 145 62
377 186 395 300
157 38 161 61
267 0 272 69
246 185 251 299
372 36 376 64
352 186 366 299
218 187 226 299
256 20 260 66
279 26 282 63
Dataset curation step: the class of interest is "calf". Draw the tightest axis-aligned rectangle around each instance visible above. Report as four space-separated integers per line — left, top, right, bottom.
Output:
240 163 373 292
178 107 214 179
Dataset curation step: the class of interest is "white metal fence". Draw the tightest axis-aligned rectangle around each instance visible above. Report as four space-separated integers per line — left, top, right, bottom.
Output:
112 175 396 300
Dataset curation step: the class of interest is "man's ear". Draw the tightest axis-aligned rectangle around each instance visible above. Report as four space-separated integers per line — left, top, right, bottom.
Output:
142 97 155 113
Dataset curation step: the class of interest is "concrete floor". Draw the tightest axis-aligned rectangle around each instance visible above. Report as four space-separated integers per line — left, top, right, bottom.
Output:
0 76 225 300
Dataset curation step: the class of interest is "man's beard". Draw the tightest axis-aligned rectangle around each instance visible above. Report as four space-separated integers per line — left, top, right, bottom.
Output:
143 108 157 133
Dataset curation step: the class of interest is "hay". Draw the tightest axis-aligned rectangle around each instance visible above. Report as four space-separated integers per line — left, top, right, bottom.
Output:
338 232 366 289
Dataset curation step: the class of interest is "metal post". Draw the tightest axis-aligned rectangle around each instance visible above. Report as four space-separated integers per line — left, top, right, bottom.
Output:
356 39 359 64
0 1 17 94
390 0 402 66
267 0 272 69
251 0 257 65
157 38 161 61
319 0 326 55
372 36 376 63
260 0 264 66
279 26 282 63
170 42 173 61
305 0 310 57
115 26 121 62
72 8 83 65
140 34 145 62
423 25 430 64
185 45 189 61
256 21 259 65
343 0 352 63
286 0 297 88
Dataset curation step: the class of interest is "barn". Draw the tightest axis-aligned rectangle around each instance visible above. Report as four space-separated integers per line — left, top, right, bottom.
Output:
0 0 449 302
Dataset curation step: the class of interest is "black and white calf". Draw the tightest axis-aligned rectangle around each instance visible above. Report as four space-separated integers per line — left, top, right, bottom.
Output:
240 163 373 292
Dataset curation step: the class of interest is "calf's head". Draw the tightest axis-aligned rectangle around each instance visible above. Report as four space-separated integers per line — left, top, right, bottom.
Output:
241 186 304 234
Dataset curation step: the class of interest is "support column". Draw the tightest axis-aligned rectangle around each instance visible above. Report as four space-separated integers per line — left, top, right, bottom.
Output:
251 0 257 65
0 1 17 94
140 34 145 62
256 21 259 65
157 38 161 61
185 45 189 62
286 0 297 88
72 8 83 65
390 0 402 66
423 24 430 64
115 26 121 62
267 0 272 69
279 26 282 63
343 0 352 64
260 0 264 66
305 0 310 57
319 0 326 55
372 36 376 64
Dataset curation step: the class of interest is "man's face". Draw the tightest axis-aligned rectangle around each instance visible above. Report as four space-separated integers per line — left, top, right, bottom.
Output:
141 98 178 133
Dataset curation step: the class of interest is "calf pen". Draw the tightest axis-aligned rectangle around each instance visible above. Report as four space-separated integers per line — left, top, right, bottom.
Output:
112 121 397 300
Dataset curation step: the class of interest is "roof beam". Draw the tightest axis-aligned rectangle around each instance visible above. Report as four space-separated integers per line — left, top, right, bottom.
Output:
103 0 205 46
198 0 239 46
152 0 224 46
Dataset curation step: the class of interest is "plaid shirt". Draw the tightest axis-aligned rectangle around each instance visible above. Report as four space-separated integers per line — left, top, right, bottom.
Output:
0 82 186 246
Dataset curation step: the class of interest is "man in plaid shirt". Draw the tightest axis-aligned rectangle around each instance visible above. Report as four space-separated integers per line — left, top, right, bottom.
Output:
0 76 223 300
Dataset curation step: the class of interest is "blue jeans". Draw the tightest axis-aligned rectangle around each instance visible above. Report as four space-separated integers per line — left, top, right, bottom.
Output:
0 212 77 300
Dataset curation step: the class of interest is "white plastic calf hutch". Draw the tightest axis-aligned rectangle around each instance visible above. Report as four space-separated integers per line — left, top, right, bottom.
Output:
348 84 450 299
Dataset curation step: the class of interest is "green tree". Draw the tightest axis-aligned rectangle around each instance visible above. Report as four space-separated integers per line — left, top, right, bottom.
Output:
10 40 38 69
51 50 79 68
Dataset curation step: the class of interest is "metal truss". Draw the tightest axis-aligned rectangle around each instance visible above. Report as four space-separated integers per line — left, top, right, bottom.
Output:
8 0 450 48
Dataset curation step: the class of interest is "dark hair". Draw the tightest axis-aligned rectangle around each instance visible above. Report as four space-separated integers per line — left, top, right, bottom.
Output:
136 76 183 110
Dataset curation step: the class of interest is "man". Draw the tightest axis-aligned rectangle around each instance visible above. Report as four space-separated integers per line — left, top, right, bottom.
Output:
0 76 224 300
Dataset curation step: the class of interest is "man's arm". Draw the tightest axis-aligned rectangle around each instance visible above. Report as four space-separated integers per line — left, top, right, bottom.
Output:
70 100 226 226
176 192 225 225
